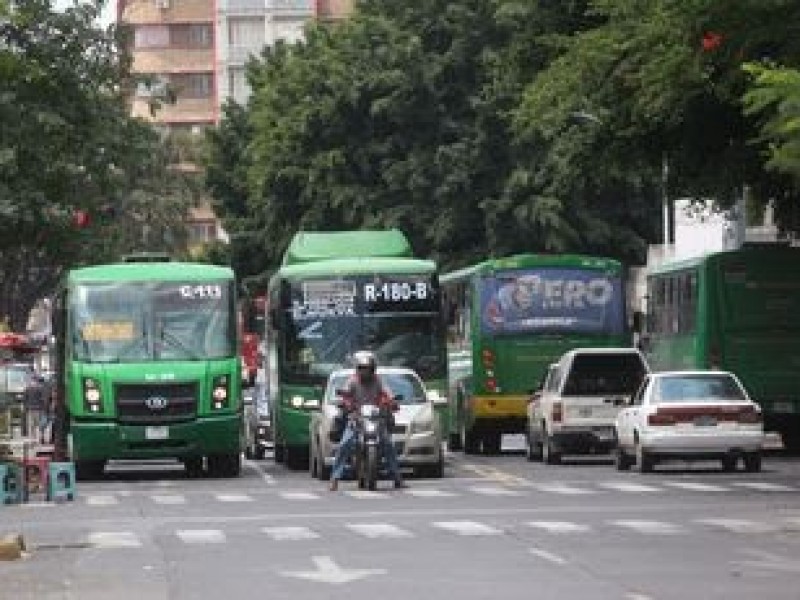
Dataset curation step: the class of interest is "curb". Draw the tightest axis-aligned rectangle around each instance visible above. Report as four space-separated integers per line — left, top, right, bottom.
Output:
0 533 25 561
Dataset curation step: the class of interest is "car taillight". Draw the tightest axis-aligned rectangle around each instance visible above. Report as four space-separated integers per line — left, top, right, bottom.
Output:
552 402 563 423
481 349 495 368
648 410 676 426
486 378 498 392
738 406 762 424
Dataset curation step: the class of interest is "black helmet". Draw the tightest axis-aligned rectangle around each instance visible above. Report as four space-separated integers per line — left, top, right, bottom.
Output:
353 351 377 381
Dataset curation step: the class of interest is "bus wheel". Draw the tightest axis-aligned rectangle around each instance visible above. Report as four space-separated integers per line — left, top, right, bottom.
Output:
183 457 204 479
285 445 308 470
207 453 241 478
483 431 501 456
75 460 105 481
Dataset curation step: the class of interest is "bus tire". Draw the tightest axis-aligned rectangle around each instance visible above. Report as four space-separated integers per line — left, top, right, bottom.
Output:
183 457 204 478
285 445 308 471
207 453 241 478
75 460 105 481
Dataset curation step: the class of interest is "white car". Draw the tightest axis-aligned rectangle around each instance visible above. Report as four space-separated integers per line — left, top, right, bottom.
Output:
527 348 650 464
309 367 446 480
615 371 764 473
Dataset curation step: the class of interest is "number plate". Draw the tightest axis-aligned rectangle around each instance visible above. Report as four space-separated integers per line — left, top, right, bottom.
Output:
693 416 717 427
145 426 169 440
773 401 794 414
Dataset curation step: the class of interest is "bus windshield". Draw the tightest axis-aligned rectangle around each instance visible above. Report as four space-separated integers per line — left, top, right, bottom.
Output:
70 281 235 363
279 275 445 381
479 267 625 335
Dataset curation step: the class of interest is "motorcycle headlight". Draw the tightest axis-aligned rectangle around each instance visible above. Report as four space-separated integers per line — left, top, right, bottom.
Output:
364 420 378 434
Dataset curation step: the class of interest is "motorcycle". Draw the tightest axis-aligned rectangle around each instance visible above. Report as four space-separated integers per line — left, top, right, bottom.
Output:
353 403 389 491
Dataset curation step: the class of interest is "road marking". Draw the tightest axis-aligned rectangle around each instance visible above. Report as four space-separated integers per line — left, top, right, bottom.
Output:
281 491 321 501
215 493 253 503
345 490 387 500
433 521 502 536
459 463 529 485
533 483 596 495
696 518 776 534
88 531 141 548
733 548 800 574
469 485 525 497
733 482 797 492
599 481 661 493
527 521 590 534
85 495 119 506
281 555 387 585
404 489 457 498
625 593 655 600
20 502 56 509
529 547 567 565
346 523 413 539
176 529 226 544
262 526 320 541
663 481 729 493
151 494 186 505
244 458 275 485
611 520 684 535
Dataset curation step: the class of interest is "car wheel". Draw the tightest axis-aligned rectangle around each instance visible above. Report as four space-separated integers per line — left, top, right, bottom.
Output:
254 445 266 460
636 442 655 474
183 457 204 479
447 433 463 452
462 424 480 455
542 430 561 465
615 447 633 471
207 453 241 478
75 460 104 482
483 431 501 456
744 452 762 473
721 455 738 472
274 442 285 464
310 445 319 478
525 431 542 462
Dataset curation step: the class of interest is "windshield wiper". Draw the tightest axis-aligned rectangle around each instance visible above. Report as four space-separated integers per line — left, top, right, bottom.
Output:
159 328 200 360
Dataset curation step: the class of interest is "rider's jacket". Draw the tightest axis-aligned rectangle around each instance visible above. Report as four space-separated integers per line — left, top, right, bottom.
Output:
340 376 394 414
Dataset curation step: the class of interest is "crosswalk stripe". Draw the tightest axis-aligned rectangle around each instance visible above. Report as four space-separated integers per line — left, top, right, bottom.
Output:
151 494 186 505
433 521 502 536
696 518 776 534
281 491 321 501
533 483 596 495
345 490 387 499
404 488 457 498
732 482 797 492
347 523 414 539
261 526 319 541
215 493 253 503
611 520 684 535
599 481 661 493
470 485 525 497
88 531 141 548
86 495 119 506
527 521 591 534
177 529 227 544
663 482 730 493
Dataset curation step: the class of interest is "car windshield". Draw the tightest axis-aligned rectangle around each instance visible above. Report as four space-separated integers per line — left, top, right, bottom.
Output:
327 372 427 405
561 353 647 396
655 374 747 403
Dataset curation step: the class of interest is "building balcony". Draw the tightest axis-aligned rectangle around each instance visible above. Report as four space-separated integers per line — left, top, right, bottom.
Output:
268 0 314 17
226 44 264 65
315 0 353 20
122 0 214 25
131 97 217 125
224 0 265 15
132 48 215 74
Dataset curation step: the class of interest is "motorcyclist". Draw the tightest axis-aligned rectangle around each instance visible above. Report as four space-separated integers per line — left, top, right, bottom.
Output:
329 351 406 491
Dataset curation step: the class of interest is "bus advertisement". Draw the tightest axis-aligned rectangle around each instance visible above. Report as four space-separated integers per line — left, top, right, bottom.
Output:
442 254 629 454
267 230 447 469
52 258 243 479
644 243 800 451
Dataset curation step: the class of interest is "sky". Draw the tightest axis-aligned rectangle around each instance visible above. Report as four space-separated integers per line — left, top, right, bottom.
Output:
54 0 116 26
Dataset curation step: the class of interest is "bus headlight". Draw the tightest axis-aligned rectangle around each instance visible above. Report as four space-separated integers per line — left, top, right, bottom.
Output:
291 395 304 408
211 375 230 410
83 377 102 413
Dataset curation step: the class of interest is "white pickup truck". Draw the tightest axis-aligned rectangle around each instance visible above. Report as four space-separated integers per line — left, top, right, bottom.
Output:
526 348 650 464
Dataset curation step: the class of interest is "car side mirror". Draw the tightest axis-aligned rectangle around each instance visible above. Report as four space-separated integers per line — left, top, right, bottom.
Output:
426 390 448 406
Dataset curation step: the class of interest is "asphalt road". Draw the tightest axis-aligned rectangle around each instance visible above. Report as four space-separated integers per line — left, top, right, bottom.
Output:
3 437 800 600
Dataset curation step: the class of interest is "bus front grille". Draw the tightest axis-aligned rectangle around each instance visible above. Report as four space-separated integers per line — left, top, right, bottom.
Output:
115 382 198 424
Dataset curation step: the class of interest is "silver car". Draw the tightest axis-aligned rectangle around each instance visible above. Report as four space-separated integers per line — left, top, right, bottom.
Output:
309 367 446 480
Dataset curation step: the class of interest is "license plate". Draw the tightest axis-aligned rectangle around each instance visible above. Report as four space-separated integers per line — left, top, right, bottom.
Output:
773 401 794 414
145 426 169 440
693 416 717 427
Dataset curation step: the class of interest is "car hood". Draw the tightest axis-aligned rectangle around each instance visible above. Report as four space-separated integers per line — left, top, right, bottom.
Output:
394 403 431 425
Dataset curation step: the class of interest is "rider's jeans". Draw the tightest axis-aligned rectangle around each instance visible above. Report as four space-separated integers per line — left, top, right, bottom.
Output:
331 421 400 481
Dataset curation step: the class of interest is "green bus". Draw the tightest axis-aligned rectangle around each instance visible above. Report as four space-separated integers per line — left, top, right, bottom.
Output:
441 254 629 454
51 257 243 479
644 243 800 450
266 230 447 469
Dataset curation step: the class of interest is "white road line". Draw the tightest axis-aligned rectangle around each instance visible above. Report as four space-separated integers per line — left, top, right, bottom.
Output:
469 486 525 497
733 482 797 492
696 518 776 534
404 488 457 498
20 502 56 508
281 492 321 501
599 481 661 493
345 490 387 500
347 523 413 539
433 521 502 536
533 483 596 495
85 495 119 506
663 481 730 493
244 458 275 485
151 494 186 505
529 547 567 565
215 493 253 503
88 531 142 548
262 526 319 541
612 520 684 535
177 529 227 544
527 521 591 534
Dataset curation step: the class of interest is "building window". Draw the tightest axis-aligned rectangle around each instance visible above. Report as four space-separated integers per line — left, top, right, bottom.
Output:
135 25 170 48
135 74 169 97
172 73 214 99
228 68 251 104
171 24 214 48
228 17 265 47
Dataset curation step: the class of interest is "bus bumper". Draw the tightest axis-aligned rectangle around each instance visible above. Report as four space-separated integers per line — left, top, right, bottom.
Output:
468 395 528 432
276 408 312 447
70 415 241 461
